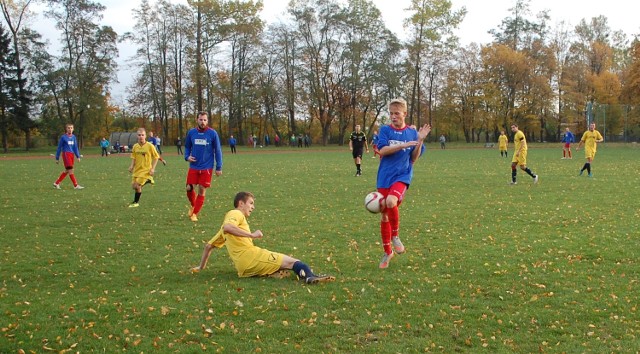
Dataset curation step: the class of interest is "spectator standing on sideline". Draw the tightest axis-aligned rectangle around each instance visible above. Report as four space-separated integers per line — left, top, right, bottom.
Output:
184 112 223 222
509 124 539 185
100 137 110 156
191 192 335 284
127 128 159 208
375 98 430 269
53 123 84 190
229 135 237 154
561 127 575 159
577 122 604 177
155 135 163 154
349 124 369 176
498 130 508 158
148 131 166 166
439 134 446 149
176 137 183 155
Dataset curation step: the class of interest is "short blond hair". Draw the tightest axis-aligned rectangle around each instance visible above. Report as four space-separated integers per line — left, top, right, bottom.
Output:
389 98 407 113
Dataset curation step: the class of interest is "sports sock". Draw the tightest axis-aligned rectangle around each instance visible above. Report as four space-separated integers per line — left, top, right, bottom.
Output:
356 163 361 172
568 150 572 158
187 189 196 206
387 206 399 238
292 261 314 279
55 172 67 184
193 195 205 214
134 192 141 203
563 150 566 157
580 163 587 172
511 167 517 182
69 174 78 187
381 221 392 255
586 163 591 174
524 168 535 178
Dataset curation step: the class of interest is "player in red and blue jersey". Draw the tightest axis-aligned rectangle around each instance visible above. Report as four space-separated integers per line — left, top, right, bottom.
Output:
184 112 223 221
53 124 84 190
375 98 431 269
561 127 575 159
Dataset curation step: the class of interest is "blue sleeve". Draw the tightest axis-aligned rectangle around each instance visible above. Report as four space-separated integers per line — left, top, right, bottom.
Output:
184 131 192 161
73 136 81 157
55 136 63 160
214 132 223 171
377 127 389 149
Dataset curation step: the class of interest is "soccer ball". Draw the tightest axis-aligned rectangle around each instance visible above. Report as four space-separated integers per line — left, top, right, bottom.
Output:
364 191 384 214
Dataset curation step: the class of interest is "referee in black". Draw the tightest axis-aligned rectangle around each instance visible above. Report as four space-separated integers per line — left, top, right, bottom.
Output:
349 124 369 176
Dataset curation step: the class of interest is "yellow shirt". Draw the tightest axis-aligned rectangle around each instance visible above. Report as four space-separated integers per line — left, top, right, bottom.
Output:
209 209 255 266
513 130 527 153
130 142 159 179
580 130 603 152
498 134 508 149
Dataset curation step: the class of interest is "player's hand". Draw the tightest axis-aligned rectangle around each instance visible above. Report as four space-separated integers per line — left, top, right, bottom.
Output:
215 170 222 177
251 230 263 239
150 168 155 176
128 167 133 173
187 156 196 162
55 160 59 164
417 124 431 141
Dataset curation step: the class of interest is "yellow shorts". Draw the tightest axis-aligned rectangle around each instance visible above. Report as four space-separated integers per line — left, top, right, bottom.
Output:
585 149 596 160
512 150 527 166
132 176 153 186
236 247 284 277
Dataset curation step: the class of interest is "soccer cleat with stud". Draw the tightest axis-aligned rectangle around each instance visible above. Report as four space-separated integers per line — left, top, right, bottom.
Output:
579 170 583 176
129 203 139 208
379 252 394 269
588 173 593 177
190 213 198 222
53 183 61 189
74 185 85 190
509 181 517 185
190 266 201 274
305 274 335 284
391 236 405 254
533 175 539 184
161 159 167 166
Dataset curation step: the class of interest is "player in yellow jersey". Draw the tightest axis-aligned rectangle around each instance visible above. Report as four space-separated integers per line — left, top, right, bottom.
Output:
191 192 335 284
127 128 159 207
510 124 539 185
577 122 604 177
498 130 508 157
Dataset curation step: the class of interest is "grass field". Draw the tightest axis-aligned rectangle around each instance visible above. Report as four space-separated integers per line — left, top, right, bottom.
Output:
1 143 639 353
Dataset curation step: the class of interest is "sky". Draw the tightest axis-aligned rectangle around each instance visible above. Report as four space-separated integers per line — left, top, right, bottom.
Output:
28 0 640 103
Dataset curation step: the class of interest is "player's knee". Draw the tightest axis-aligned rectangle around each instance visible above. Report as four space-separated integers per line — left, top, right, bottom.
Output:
385 198 398 209
186 184 193 192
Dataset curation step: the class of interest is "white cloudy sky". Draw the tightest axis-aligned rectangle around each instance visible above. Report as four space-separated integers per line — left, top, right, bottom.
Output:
28 0 640 102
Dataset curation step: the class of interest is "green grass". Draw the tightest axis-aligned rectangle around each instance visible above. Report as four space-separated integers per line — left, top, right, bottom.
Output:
1 143 639 353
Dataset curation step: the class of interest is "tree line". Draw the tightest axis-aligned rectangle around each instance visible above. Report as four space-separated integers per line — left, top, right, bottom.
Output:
1 0 639 152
